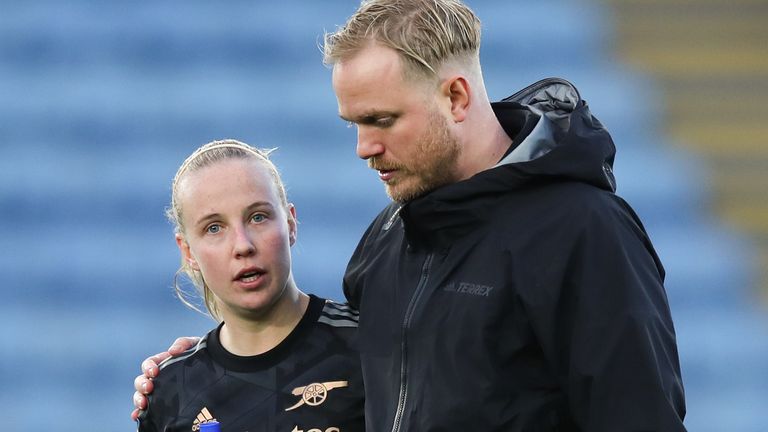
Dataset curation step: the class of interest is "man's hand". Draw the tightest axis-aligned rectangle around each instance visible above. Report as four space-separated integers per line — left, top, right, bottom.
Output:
131 336 201 421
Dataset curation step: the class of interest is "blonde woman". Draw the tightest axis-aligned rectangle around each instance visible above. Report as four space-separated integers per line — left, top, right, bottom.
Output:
136 140 363 432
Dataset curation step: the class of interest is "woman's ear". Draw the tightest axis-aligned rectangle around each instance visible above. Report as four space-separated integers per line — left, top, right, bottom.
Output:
176 233 199 270
287 204 298 246
440 75 471 123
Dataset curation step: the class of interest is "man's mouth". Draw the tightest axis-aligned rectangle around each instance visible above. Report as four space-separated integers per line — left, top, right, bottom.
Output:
377 168 396 182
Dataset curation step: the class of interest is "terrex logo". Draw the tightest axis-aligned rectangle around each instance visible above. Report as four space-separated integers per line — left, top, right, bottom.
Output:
443 282 494 297
285 380 349 411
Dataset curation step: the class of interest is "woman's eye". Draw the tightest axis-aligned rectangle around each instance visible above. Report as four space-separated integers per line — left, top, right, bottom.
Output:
206 224 221 234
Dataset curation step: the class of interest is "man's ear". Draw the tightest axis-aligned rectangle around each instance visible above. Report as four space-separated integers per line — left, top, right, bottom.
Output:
176 233 199 270
440 75 471 123
287 204 298 246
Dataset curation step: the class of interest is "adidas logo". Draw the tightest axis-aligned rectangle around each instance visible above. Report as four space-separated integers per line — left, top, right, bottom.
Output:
191 407 217 431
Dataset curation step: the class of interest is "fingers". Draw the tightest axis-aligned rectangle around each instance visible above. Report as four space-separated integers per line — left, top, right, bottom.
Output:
133 339 197 422
132 390 148 421
132 337 200 422
141 352 170 378
134 373 154 394
133 390 148 409
168 336 200 356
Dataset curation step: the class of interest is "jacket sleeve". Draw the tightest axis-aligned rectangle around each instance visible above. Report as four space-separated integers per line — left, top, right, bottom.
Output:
531 195 686 431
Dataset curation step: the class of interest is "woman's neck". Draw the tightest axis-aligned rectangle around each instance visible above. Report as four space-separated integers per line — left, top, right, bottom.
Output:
219 287 310 356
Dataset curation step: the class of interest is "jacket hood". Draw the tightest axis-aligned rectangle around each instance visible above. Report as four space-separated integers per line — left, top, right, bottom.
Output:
400 78 618 249
494 77 616 192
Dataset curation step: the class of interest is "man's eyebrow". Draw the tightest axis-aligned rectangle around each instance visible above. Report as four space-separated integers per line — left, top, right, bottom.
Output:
339 110 395 124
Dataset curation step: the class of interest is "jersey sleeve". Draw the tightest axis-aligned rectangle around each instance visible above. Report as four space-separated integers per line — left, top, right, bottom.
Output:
136 398 160 432
135 369 181 432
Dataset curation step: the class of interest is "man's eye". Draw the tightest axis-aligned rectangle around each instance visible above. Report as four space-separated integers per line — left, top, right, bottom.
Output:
376 117 394 127
206 224 221 234
251 214 266 223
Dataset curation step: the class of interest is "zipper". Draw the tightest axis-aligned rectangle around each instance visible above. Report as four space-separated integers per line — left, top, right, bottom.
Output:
390 253 434 432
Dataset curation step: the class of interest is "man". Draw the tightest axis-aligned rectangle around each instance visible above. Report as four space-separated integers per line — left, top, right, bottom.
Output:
135 0 687 430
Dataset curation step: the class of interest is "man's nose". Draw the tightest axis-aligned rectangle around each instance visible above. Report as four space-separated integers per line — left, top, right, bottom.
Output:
356 126 385 160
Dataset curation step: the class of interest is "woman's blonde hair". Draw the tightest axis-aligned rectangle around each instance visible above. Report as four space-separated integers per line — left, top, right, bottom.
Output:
167 139 288 321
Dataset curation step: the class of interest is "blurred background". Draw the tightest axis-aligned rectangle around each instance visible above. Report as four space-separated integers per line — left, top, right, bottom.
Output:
1 0 766 430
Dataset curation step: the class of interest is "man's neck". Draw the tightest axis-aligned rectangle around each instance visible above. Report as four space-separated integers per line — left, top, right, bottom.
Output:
458 102 513 180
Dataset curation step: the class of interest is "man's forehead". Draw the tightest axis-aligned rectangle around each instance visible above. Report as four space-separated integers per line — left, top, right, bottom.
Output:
332 45 403 83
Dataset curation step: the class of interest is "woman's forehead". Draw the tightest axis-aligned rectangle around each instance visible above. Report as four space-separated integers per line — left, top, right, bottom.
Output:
177 158 279 205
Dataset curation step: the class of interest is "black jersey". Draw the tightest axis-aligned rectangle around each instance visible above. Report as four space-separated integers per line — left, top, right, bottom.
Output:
137 295 364 432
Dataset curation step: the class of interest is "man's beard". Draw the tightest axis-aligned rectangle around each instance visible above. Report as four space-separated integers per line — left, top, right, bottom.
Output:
370 110 461 203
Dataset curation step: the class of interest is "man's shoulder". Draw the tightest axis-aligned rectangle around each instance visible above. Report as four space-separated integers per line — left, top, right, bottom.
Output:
521 180 630 218
491 180 640 242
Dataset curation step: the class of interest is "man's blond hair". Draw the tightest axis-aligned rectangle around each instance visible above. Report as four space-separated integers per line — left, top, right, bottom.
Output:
323 0 481 80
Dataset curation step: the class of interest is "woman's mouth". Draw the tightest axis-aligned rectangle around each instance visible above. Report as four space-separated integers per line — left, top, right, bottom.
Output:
239 271 262 283
234 267 266 285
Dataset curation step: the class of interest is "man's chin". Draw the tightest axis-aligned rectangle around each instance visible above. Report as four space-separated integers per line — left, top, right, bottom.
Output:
385 182 427 203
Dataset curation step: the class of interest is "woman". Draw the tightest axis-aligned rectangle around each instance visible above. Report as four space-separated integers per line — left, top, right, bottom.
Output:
136 140 364 432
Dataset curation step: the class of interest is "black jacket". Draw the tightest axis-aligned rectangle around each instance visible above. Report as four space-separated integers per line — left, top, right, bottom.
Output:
344 78 686 432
